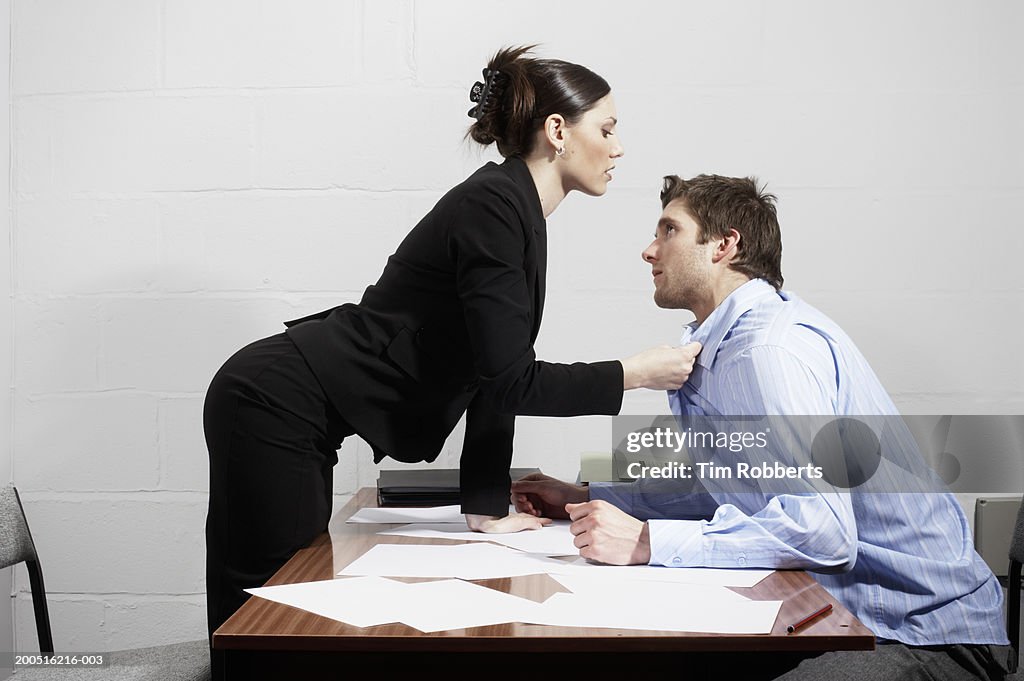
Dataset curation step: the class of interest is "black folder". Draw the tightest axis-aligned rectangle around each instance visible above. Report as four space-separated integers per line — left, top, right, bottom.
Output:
376 467 540 507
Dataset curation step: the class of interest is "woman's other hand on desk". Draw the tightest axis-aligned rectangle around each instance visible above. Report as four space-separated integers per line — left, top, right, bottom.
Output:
511 473 589 520
465 512 551 533
621 342 702 391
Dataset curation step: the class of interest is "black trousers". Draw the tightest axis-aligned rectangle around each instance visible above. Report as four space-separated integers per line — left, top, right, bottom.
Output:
204 332 354 637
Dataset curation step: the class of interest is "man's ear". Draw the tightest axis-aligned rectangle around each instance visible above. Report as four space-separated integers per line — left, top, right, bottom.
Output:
712 228 741 264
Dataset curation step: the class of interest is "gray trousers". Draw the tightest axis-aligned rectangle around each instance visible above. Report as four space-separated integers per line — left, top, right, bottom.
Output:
773 642 1014 681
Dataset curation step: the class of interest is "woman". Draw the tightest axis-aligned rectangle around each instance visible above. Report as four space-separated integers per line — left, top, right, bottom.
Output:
204 45 701 634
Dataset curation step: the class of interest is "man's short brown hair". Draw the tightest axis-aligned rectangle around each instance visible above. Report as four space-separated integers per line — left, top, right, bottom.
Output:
660 174 784 290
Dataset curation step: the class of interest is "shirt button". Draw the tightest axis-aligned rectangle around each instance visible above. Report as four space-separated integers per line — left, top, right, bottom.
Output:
737 555 747 567
672 557 683 565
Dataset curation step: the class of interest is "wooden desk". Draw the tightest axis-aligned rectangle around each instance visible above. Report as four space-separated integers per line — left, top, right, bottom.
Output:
213 488 874 679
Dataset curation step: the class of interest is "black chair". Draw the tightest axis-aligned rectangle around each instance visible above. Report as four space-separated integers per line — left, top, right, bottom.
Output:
0 484 210 680
1010 498 1023 676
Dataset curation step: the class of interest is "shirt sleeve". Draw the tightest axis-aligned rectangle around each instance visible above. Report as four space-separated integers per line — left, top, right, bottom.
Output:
647 344 858 572
448 188 622 418
588 478 720 521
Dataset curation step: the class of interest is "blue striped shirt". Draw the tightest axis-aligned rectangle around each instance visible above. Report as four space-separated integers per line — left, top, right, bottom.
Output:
591 278 1007 646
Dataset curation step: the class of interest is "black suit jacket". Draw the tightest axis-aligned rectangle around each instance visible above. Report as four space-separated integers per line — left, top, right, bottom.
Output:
285 157 623 515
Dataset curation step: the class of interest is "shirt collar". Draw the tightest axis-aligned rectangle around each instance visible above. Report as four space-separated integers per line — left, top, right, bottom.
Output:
680 278 779 370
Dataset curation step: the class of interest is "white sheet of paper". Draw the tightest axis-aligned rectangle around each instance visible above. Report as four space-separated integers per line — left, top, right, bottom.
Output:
398 579 540 633
337 542 570 580
548 573 750 603
346 505 516 524
244 576 410 628
346 505 466 524
549 558 773 588
527 591 782 634
377 521 578 557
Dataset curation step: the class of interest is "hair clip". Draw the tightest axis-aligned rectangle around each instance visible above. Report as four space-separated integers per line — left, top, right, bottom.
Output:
467 68 503 120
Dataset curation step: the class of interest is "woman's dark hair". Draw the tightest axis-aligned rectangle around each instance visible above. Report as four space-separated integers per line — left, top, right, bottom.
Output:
467 45 610 158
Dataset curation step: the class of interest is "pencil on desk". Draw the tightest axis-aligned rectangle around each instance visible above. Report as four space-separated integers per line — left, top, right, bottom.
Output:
786 603 833 634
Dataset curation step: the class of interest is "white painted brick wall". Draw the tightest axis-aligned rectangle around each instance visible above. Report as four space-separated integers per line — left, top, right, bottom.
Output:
16 200 162 294
13 593 207 652
14 394 161 491
3 0 1022 654
163 0 361 89
17 96 256 196
12 0 161 95
12 496 206 595
157 193 413 292
1 0 13 667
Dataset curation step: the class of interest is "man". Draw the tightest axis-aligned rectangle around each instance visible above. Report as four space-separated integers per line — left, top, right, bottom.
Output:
513 175 1011 680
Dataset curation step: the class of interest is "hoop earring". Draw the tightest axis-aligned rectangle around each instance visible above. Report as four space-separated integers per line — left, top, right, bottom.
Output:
555 147 565 157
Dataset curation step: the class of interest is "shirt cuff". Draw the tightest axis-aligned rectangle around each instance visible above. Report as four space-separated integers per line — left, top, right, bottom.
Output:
647 519 704 567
